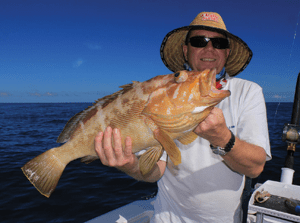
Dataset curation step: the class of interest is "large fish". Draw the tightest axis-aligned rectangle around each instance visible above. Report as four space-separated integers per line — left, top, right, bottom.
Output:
21 69 230 198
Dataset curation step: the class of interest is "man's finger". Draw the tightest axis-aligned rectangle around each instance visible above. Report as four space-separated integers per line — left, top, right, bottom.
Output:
113 128 124 159
94 131 108 164
124 136 133 157
102 126 116 161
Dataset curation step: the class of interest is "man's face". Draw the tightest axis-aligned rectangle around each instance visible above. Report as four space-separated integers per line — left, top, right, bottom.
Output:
183 30 230 74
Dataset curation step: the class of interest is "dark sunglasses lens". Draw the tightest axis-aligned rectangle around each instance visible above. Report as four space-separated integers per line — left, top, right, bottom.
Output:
189 36 229 49
189 37 207 48
212 38 229 49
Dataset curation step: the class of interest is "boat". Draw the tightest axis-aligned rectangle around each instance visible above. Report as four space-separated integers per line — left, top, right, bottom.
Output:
87 197 155 223
86 72 300 223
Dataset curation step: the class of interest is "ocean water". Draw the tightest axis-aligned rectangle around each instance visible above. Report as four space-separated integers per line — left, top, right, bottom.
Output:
0 102 299 222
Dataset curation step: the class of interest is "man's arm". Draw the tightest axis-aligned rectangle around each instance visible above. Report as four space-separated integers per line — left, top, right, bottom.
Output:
94 126 166 182
194 107 266 178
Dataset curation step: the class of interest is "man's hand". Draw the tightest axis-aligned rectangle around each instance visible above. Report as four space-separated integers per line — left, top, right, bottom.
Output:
194 107 266 178
194 107 231 147
94 126 138 172
94 126 167 182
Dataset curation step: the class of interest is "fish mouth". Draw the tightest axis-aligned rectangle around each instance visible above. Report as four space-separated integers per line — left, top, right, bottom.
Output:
199 68 216 96
199 68 230 98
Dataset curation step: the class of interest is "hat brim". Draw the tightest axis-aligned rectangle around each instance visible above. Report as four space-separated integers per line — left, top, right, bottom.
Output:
160 25 253 76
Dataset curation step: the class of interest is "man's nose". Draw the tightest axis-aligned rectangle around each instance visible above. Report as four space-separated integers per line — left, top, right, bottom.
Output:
204 40 214 50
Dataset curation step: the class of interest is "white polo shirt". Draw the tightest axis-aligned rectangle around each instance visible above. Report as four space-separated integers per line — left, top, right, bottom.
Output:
151 75 271 223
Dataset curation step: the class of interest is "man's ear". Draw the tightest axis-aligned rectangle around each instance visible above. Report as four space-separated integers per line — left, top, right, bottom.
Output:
182 44 188 61
226 48 231 58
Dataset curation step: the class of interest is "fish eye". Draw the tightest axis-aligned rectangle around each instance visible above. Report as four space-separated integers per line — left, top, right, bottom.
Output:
174 71 188 83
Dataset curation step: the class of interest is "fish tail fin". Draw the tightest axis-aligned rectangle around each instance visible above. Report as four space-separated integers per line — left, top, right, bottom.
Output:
21 148 67 198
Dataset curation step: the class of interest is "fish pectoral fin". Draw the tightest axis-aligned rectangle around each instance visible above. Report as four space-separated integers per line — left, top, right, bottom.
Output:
177 132 198 145
153 128 181 166
80 155 99 164
139 146 163 175
21 148 67 198
143 116 181 166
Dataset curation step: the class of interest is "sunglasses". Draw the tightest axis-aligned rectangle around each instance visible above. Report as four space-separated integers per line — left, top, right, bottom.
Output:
188 36 230 49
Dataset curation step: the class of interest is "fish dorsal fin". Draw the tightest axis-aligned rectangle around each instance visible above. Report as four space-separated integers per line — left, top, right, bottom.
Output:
56 105 98 143
57 83 135 143
177 132 198 145
139 146 163 175
96 83 135 108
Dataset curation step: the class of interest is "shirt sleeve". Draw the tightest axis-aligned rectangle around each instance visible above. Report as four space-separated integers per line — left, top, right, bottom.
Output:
235 81 272 161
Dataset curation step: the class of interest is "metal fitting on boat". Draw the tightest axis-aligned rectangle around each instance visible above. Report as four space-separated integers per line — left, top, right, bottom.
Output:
282 123 300 144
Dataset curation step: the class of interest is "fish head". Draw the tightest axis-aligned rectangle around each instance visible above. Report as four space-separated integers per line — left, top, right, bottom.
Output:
142 69 230 131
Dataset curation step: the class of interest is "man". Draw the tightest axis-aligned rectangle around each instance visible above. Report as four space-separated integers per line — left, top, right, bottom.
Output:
95 12 271 222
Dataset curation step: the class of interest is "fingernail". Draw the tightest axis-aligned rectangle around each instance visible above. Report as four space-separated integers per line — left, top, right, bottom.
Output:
96 131 103 138
114 128 118 134
105 126 111 132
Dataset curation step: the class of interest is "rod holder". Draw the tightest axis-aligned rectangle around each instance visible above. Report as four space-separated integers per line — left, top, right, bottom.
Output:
282 124 300 144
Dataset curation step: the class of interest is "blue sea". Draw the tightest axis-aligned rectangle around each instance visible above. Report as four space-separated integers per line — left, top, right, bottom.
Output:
1 102 300 222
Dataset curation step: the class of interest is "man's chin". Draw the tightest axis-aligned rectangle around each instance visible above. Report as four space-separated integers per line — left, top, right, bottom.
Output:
194 65 221 73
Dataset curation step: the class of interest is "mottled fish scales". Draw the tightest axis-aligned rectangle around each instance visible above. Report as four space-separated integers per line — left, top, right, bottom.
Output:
57 83 135 143
21 69 231 198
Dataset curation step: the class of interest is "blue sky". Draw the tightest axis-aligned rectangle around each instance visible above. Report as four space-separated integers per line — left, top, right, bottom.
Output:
1 0 300 103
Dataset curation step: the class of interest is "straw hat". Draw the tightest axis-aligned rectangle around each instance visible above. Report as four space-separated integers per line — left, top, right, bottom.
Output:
160 12 253 76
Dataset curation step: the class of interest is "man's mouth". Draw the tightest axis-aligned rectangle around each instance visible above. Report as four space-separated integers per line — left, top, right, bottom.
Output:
201 58 216 62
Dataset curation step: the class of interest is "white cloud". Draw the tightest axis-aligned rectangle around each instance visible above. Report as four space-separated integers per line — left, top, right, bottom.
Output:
85 42 102 50
28 92 41 97
272 94 285 99
44 92 58 97
0 92 11 97
73 58 84 68
28 92 42 97
264 91 294 102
